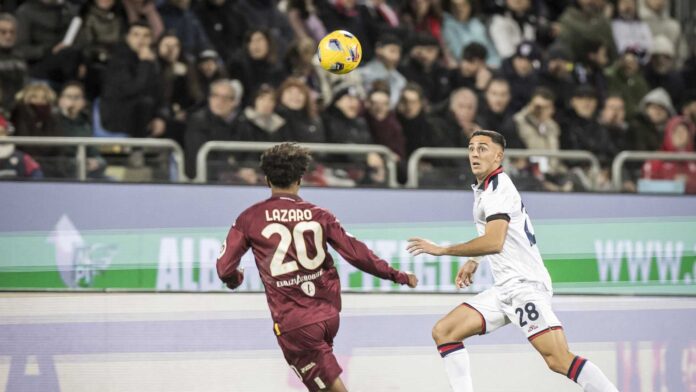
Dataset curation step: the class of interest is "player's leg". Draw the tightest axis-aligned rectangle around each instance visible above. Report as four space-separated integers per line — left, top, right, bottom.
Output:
432 289 508 392
276 316 345 392
326 376 348 392
530 328 618 392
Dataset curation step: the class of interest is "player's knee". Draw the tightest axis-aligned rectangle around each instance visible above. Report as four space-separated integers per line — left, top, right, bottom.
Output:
542 352 571 374
431 320 450 343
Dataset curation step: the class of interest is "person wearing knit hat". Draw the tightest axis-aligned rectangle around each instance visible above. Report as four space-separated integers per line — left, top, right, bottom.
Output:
644 35 684 108
538 43 576 112
631 87 676 152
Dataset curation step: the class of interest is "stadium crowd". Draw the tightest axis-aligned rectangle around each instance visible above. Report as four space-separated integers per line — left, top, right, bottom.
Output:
0 0 694 192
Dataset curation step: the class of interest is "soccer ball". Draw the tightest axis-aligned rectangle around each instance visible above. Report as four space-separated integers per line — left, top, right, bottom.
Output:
317 30 362 75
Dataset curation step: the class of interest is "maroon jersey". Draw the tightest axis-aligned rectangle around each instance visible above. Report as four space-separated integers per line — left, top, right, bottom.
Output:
217 193 409 334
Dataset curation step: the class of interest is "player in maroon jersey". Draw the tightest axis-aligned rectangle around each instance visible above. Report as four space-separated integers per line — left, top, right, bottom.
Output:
217 142 418 392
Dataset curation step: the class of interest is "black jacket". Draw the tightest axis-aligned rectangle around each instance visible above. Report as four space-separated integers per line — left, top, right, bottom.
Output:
559 110 617 166
184 107 239 178
100 43 162 136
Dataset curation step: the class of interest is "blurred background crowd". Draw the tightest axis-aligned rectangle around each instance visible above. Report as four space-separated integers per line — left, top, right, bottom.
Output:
0 0 694 191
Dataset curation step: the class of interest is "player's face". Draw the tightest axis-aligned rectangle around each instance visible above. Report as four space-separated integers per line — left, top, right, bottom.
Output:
469 135 503 180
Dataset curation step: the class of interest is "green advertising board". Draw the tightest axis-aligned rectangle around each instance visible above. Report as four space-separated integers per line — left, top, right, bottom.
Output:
1 214 694 295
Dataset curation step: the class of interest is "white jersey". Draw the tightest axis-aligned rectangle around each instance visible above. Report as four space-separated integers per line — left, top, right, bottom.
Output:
472 168 552 291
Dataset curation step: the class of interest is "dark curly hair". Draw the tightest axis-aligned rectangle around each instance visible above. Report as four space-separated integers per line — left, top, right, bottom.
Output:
260 143 312 188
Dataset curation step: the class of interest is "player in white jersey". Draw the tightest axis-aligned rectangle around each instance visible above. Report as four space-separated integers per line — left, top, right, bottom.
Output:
407 130 618 392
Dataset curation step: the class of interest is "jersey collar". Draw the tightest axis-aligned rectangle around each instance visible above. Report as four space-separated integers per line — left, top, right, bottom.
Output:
270 192 303 201
473 166 504 191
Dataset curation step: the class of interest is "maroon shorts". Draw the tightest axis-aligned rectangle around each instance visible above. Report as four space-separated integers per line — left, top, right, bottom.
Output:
276 316 342 392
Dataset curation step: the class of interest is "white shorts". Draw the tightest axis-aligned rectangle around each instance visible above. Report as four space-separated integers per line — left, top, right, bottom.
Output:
464 282 562 340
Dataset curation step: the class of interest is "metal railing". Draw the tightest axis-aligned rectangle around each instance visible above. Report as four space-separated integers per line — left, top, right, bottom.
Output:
196 141 400 187
1 136 186 181
406 148 601 188
612 151 696 191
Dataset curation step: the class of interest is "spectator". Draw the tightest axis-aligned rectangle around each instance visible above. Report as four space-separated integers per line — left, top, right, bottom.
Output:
678 93 696 129
501 41 541 113
283 37 331 103
559 85 617 166
398 32 450 106
400 0 444 43
431 87 481 147
476 78 513 133
11 82 70 178
449 42 492 95
511 87 563 173
236 0 294 57
275 78 325 143
599 95 635 152
286 0 327 43
0 114 43 179
358 34 406 109
78 0 128 99
237 84 288 144
610 0 652 56
489 0 537 60
100 22 163 138
573 39 609 102
639 0 682 57
156 33 203 145
557 0 617 62
631 87 675 151
396 83 448 158
364 87 406 161
599 94 638 191
194 49 227 102
184 78 242 179
442 0 500 67
642 118 696 194
157 0 211 57
0 13 27 112
315 0 373 61
538 43 575 111
644 35 683 108
605 47 650 117
322 86 372 145
359 0 401 42
193 0 248 61
227 28 287 107
15 0 82 86
56 82 107 179
121 0 164 40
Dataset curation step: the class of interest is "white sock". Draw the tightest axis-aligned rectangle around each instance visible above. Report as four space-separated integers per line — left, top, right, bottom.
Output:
438 342 474 392
568 356 618 392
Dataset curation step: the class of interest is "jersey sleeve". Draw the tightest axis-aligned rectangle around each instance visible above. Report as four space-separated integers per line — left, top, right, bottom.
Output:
482 183 516 222
323 211 409 285
216 215 250 289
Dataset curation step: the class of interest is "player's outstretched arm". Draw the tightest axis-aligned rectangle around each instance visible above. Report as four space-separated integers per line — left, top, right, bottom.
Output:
325 216 417 287
216 227 250 290
407 220 509 257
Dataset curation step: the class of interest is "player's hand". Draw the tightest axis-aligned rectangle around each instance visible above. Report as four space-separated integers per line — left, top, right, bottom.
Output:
406 237 444 256
404 271 418 288
455 260 479 288
225 267 244 290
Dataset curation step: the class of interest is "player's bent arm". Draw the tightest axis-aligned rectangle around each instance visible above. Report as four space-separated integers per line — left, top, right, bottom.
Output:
442 219 509 257
216 228 250 289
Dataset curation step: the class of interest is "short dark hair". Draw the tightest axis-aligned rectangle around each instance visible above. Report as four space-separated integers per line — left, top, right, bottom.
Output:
531 86 555 102
260 143 311 188
128 21 151 32
471 130 506 150
462 42 487 62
